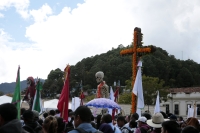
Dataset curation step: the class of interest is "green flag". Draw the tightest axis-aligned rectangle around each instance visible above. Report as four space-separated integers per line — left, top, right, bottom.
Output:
32 79 43 114
11 66 21 119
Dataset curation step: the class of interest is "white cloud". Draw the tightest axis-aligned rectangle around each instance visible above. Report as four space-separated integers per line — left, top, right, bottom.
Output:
1 0 200 83
29 3 53 23
0 0 29 19
0 12 4 18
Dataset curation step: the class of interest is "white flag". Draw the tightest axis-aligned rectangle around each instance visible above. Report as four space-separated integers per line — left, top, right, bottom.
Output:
154 91 160 114
132 61 144 109
109 87 115 115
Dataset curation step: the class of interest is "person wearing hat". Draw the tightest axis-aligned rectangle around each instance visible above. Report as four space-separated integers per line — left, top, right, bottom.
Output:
169 115 177 121
135 116 151 133
147 112 167 133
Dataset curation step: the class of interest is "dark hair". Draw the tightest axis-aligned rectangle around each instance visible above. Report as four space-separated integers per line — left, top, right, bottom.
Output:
117 116 126 123
56 117 65 133
43 112 49 118
142 112 151 120
129 120 137 128
55 109 60 114
99 123 114 133
179 116 183 121
74 106 92 122
96 115 102 129
162 120 181 133
49 110 56 116
102 114 112 123
182 126 199 133
160 111 168 119
23 110 34 121
0 103 17 122
131 113 139 121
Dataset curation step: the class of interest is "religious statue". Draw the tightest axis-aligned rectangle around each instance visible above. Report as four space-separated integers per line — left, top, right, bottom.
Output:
23 77 36 110
95 71 109 98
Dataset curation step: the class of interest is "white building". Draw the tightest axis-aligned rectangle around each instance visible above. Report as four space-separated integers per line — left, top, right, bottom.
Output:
164 87 200 118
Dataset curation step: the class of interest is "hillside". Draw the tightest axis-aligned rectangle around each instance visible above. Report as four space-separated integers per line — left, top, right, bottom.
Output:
0 79 45 94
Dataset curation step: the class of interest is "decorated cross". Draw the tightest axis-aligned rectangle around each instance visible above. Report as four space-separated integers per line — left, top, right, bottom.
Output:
120 27 156 114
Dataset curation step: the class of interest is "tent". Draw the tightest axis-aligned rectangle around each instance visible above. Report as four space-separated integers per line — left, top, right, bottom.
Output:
0 95 12 105
43 99 71 111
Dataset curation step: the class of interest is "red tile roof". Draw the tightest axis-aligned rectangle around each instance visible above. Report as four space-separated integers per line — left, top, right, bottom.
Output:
169 87 200 94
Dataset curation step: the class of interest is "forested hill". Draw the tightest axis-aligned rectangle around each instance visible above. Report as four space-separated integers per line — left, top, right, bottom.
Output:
69 45 200 90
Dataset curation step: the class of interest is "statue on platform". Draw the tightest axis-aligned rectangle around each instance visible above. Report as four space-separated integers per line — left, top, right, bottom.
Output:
95 71 109 98
23 77 36 110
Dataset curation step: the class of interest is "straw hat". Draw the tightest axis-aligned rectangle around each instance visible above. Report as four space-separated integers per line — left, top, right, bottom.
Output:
147 112 168 128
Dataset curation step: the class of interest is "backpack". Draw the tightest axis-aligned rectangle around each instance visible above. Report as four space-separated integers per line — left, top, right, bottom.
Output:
121 126 134 133
75 127 103 133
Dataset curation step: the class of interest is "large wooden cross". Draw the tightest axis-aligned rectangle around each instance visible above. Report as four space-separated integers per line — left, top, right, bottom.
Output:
120 27 156 114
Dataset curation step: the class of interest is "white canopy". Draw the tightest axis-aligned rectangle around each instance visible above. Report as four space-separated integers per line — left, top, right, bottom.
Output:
0 95 12 104
43 99 71 111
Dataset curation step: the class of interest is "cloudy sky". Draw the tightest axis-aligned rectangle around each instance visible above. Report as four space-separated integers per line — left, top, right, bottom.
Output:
0 0 200 83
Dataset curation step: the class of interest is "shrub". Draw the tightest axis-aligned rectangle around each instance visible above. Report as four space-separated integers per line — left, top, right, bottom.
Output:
118 93 132 104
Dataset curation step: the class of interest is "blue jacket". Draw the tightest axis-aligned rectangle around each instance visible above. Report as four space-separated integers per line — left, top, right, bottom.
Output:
68 123 97 133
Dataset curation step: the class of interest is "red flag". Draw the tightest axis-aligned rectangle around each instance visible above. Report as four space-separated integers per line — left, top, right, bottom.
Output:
57 65 70 121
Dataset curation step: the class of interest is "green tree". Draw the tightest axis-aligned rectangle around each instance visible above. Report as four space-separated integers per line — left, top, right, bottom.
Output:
0 91 4 96
142 75 167 105
176 67 194 87
42 68 64 98
123 75 167 105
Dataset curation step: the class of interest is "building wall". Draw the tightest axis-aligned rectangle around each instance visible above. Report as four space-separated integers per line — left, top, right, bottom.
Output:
165 92 200 118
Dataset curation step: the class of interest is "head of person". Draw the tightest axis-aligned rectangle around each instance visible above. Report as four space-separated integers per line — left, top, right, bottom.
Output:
32 110 39 121
43 116 58 133
129 120 137 128
101 114 112 124
137 117 147 127
181 126 199 133
55 109 60 114
186 117 200 129
56 117 65 133
43 112 49 119
49 110 56 116
73 106 92 128
161 120 181 133
99 123 114 133
147 112 165 129
131 113 139 122
117 116 126 128
22 110 34 123
169 115 177 121
0 103 17 126
160 111 168 119
142 112 151 120
178 116 183 121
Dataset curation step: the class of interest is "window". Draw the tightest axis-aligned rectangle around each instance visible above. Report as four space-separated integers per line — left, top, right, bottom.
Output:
166 104 169 114
174 104 179 115
186 104 191 115
197 104 200 115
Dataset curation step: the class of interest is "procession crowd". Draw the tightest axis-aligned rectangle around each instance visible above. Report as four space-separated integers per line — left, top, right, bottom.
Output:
0 103 199 133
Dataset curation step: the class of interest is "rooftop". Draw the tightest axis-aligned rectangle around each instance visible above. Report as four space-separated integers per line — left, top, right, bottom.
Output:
169 87 200 94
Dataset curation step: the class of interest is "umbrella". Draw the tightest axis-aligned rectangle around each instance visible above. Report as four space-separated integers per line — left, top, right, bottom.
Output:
85 98 121 109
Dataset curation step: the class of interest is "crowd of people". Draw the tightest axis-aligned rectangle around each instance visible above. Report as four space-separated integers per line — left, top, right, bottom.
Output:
0 103 200 133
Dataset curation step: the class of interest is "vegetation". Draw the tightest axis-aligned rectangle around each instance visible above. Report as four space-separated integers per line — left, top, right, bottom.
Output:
40 45 200 104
